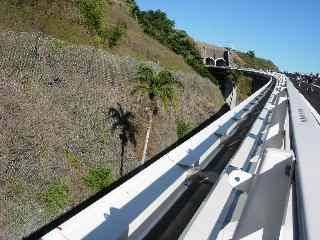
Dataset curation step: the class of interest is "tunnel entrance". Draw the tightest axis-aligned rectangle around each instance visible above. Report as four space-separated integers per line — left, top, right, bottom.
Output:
205 57 215 66
215 58 227 67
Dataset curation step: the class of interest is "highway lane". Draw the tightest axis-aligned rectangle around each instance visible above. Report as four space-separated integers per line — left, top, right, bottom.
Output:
290 80 320 114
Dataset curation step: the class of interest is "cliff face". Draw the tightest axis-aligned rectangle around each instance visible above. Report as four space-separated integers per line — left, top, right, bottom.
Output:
0 31 224 239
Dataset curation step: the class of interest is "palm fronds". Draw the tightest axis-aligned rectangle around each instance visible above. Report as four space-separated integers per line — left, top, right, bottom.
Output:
133 64 184 113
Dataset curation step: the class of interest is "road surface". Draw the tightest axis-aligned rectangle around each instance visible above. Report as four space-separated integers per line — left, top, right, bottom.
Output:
290 79 320 114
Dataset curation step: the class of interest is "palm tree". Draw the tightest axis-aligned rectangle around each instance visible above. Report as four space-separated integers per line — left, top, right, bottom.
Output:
133 64 183 164
108 103 137 177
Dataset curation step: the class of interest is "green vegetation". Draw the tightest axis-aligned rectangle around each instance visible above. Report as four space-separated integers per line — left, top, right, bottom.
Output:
78 0 126 47
49 39 64 52
126 1 215 81
226 71 242 84
237 74 253 102
211 70 254 102
106 23 127 48
176 119 194 139
235 51 278 71
41 182 71 214
226 71 253 102
64 147 80 169
126 0 140 18
78 0 105 34
247 50 255 58
134 64 184 162
134 64 184 110
82 167 113 192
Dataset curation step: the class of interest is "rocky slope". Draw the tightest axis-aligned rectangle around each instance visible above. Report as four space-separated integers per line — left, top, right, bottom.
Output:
0 31 224 239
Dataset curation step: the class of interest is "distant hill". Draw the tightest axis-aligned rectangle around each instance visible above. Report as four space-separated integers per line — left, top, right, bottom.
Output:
234 51 279 71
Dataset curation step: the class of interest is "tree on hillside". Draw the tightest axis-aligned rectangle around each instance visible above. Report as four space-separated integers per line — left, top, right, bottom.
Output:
108 104 137 177
247 50 255 58
126 0 140 18
133 64 183 164
125 1 217 81
138 10 175 41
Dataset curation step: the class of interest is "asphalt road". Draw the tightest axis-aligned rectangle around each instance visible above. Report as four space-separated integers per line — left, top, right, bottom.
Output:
291 79 320 114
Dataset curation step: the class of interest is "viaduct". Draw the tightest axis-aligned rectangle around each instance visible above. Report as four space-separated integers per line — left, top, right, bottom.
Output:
196 42 234 67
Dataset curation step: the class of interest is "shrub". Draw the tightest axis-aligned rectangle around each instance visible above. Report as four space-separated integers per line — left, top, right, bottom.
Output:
64 147 80 169
176 119 194 139
82 167 113 192
106 23 127 48
126 0 140 18
247 50 255 58
41 182 71 214
78 0 105 33
78 0 126 48
49 39 64 52
237 74 253 102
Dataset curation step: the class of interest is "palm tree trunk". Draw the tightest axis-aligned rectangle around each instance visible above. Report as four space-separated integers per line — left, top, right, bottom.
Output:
141 112 153 164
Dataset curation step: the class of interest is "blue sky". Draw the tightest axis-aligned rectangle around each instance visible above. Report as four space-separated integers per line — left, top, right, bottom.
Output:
136 0 319 74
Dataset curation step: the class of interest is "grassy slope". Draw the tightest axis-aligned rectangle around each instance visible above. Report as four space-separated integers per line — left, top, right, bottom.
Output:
237 74 253 102
0 0 193 73
235 51 279 71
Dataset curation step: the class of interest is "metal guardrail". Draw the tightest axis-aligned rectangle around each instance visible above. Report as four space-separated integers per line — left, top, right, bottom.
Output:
41 73 273 240
287 79 320 240
180 74 294 239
